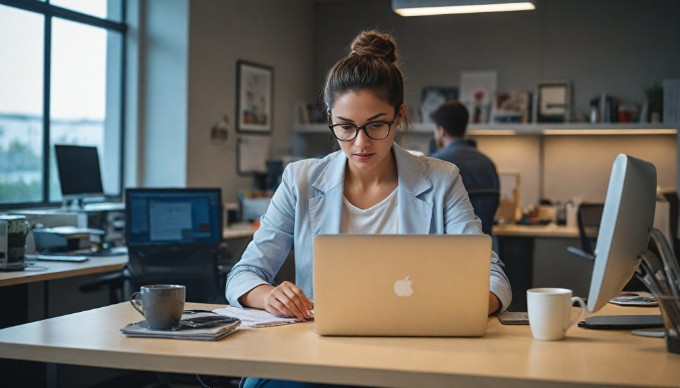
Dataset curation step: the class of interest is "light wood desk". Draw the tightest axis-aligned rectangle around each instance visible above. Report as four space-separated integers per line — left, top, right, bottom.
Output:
0 302 677 387
0 255 128 288
493 224 579 238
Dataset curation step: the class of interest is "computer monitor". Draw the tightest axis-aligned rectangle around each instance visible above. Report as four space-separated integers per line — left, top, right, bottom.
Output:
125 188 222 247
586 154 657 312
55 144 105 203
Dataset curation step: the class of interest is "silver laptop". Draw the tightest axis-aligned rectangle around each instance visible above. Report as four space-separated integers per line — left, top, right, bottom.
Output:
313 234 492 337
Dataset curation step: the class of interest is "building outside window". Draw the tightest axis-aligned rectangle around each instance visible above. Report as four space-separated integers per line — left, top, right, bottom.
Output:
0 0 125 207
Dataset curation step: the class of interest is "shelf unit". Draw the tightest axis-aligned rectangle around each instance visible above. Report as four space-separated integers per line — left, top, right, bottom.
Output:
292 123 677 136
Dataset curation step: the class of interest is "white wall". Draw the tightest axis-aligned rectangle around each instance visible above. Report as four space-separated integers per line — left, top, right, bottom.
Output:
309 0 680 206
129 0 679 206
313 0 680 120
186 0 316 203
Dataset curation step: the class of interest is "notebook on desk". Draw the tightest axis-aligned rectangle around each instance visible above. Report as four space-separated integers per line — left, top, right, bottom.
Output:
313 234 492 337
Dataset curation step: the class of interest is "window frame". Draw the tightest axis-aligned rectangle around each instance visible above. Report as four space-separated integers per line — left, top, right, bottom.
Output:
0 0 127 209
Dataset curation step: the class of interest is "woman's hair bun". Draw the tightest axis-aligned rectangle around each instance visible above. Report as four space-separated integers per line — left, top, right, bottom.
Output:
349 30 398 63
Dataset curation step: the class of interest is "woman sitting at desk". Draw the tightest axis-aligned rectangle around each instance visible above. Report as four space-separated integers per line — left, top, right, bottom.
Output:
226 30 512 322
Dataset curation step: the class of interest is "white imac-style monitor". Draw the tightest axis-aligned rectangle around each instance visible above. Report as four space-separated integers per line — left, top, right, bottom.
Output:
586 154 657 313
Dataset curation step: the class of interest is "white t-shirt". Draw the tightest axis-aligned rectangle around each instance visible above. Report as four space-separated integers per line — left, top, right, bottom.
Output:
341 187 399 234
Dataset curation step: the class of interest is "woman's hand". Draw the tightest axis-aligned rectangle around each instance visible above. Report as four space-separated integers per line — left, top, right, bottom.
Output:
263 281 314 320
488 291 501 315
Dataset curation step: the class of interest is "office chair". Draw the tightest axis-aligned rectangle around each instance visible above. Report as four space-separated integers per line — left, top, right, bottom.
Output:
566 202 646 291
80 244 230 305
467 188 500 236
124 247 227 304
566 202 604 261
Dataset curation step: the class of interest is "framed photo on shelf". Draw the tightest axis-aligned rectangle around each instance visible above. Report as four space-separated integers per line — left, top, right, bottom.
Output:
460 70 497 124
491 91 532 124
420 86 458 124
237 60 274 133
535 80 571 123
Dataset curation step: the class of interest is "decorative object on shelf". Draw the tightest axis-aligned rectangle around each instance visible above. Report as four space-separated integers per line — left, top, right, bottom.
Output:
295 101 325 124
295 101 311 124
460 70 497 124
237 60 273 134
391 0 536 16
491 91 532 124
589 93 619 124
419 86 458 124
535 80 572 123
644 82 663 123
209 115 230 145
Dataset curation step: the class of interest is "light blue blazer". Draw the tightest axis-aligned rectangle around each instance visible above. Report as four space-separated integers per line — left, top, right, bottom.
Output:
226 144 512 310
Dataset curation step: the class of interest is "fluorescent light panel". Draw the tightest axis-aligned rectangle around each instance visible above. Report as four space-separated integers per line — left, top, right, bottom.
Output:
392 0 535 16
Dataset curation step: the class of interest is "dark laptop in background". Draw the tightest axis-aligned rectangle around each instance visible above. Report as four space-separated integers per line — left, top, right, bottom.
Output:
124 188 225 303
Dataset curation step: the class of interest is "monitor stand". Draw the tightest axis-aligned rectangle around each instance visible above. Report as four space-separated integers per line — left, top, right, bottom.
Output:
579 314 663 330
62 195 108 210
580 228 677 331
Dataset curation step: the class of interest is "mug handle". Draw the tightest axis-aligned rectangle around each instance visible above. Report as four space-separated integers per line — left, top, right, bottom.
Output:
129 292 144 316
568 296 586 329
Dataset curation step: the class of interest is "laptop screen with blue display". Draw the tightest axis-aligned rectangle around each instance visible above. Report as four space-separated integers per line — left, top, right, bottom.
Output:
125 188 222 247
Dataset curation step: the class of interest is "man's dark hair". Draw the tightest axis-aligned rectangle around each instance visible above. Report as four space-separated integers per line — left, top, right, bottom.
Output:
431 100 469 138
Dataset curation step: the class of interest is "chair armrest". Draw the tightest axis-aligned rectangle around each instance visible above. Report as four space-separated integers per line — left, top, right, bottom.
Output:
566 246 596 261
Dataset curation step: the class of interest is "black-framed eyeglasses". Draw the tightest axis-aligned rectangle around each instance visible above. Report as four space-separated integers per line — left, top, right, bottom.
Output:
327 113 397 141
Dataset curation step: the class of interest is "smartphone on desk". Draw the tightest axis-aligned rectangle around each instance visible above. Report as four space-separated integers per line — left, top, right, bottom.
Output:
497 311 529 325
180 314 239 329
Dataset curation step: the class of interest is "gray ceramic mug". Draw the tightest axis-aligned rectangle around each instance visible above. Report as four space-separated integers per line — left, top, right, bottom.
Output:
130 284 186 330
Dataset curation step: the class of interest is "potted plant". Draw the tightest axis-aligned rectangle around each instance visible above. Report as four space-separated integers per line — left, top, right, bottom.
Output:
645 83 663 123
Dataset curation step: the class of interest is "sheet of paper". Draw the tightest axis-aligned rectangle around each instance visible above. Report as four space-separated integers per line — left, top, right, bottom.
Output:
213 306 304 328
237 135 270 174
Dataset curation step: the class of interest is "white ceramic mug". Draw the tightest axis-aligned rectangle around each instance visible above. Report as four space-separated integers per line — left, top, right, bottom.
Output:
527 288 586 341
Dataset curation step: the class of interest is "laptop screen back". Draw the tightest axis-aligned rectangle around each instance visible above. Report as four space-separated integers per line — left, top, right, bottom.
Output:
313 234 492 337
125 188 222 248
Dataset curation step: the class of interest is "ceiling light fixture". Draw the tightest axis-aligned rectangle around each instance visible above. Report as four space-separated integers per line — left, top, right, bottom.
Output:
392 0 536 16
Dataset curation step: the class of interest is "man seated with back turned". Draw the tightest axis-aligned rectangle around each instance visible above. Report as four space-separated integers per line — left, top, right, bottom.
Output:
430 100 500 235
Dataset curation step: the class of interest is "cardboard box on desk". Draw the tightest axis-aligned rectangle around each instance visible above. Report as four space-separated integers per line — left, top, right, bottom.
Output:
496 172 522 223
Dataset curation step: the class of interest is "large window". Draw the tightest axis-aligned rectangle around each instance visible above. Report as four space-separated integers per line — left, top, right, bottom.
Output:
0 0 125 207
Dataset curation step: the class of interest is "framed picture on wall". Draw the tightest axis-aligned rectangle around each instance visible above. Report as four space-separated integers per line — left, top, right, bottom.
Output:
419 86 458 124
237 60 274 133
535 80 572 123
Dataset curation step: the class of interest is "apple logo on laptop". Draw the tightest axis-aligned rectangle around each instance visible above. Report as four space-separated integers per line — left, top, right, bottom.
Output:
394 276 413 297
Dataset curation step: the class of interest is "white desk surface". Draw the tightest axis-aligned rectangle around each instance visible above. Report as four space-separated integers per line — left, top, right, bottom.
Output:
0 255 127 287
223 222 258 240
0 302 677 387
493 224 580 238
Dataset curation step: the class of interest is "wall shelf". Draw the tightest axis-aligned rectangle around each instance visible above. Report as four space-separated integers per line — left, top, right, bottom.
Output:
293 123 677 136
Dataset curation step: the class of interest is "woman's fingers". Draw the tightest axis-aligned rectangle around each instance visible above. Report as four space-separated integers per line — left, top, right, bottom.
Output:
265 282 313 320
